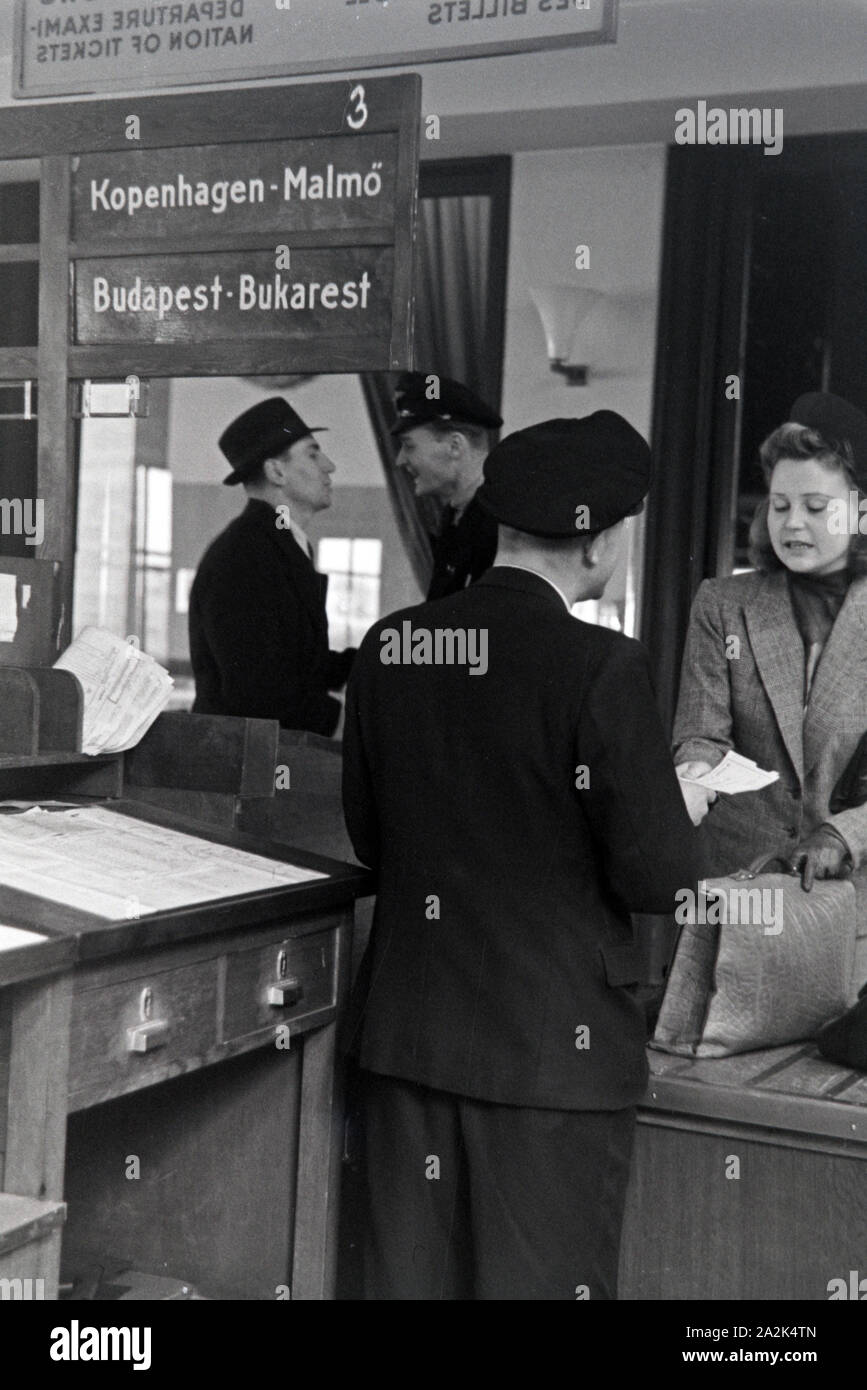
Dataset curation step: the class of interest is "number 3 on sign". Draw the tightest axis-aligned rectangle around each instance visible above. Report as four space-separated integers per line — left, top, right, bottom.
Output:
346 84 368 131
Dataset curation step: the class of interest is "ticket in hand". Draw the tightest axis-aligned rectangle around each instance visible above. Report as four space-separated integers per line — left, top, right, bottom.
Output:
679 751 779 795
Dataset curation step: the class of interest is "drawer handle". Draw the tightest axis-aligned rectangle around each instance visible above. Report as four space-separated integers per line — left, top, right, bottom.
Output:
127 1020 169 1054
267 980 303 1008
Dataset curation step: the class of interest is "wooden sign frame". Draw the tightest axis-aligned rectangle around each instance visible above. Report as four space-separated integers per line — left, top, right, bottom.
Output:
0 76 419 663
0 77 419 378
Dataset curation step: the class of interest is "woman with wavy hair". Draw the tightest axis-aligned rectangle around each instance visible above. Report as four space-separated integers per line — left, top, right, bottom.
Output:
673 392 867 990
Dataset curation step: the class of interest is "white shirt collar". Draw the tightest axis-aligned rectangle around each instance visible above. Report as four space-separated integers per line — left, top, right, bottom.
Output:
495 563 572 612
288 515 313 562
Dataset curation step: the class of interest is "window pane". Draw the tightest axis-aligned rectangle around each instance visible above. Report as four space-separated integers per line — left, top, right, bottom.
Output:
351 538 383 576
318 536 351 572
145 468 172 557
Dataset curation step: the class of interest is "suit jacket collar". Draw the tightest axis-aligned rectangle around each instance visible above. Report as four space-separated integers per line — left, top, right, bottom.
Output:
744 571 805 777
745 570 867 780
477 566 573 613
242 498 328 627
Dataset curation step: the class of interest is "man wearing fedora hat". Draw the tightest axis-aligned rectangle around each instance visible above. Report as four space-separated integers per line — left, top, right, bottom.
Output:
391 371 503 600
188 397 355 736
342 411 700 1299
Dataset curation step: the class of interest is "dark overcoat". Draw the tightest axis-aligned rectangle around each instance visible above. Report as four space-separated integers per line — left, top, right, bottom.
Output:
189 497 354 736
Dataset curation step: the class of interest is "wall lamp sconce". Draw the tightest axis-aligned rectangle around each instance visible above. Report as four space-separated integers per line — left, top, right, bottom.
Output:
529 285 604 386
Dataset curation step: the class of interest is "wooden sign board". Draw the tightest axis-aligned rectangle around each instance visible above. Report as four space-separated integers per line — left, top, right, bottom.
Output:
75 248 394 345
14 0 618 99
61 76 420 374
71 135 397 242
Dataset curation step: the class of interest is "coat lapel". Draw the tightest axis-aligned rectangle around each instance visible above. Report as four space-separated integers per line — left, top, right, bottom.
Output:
803 575 867 776
247 500 328 632
744 572 805 780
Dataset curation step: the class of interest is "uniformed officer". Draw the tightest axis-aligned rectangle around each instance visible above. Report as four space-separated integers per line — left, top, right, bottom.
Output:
342 411 700 1300
188 397 355 737
391 371 503 599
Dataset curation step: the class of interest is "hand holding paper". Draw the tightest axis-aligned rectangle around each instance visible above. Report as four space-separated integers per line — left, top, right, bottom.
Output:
678 750 779 795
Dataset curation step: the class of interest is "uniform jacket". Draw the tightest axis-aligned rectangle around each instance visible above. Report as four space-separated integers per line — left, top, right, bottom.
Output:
342 567 700 1110
188 497 354 736
427 494 498 600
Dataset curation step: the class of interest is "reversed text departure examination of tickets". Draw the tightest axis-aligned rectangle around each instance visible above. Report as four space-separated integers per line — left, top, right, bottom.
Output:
0 807 325 918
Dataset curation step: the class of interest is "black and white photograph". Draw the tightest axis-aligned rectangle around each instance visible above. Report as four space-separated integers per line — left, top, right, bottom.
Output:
0 0 865 1361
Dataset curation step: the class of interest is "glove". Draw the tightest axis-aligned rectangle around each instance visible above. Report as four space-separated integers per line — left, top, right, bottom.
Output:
790 824 853 892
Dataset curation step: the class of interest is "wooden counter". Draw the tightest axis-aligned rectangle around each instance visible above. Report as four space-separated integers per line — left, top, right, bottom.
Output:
619 1043 867 1300
0 794 371 1301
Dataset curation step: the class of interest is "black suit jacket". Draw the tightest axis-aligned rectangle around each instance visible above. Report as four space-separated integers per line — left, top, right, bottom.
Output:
427 494 498 600
342 568 700 1110
188 498 354 736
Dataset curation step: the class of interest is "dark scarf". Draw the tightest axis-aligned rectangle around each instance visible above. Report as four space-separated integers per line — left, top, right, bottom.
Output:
786 567 852 700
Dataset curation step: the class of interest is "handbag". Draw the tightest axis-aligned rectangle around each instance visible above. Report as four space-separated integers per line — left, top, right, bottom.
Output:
652 853 857 1058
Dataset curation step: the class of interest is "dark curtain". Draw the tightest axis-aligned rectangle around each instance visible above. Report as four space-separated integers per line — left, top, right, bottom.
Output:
415 195 491 395
359 371 434 593
362 168 508 594
640 146 753 735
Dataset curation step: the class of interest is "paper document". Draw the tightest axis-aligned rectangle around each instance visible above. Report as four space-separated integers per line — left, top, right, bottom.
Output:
54 627 174 755
679 751 779 795
0 806 326 919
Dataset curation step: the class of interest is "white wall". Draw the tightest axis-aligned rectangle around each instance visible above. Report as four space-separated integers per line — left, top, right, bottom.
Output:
166 374 383 489
502 143 666 622
503 144 665 437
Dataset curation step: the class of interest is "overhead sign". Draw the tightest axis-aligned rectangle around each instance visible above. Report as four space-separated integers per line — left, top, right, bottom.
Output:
65 75 420 372
71 135 397 241
14 0 617 98
74 248 394 344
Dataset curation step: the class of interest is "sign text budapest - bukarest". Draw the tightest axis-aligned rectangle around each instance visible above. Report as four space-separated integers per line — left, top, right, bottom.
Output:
74 248 392 344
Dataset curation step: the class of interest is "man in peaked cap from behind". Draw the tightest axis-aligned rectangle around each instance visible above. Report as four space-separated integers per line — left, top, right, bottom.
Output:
189 397 355 736
392 371 503 599
342 411 700 1300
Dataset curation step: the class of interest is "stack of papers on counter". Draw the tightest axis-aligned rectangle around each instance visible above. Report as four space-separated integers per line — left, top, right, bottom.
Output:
0 806 326 918
54 627 174 755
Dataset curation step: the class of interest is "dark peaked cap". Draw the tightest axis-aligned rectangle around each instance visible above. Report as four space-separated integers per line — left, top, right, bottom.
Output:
476 412 651 538
219 397 326 485
789 391 867 491
391 371 503 435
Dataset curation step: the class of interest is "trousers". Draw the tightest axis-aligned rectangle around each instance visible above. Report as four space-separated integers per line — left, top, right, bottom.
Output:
361 1069 636 1301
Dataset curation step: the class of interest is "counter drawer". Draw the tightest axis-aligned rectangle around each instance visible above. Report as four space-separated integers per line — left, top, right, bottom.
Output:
68 959 220 1107
222 929 336 1044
